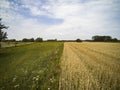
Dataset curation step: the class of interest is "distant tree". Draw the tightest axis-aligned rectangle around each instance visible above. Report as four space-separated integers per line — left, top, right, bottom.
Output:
30 38 34 42
35 37 43 42
112 38 118 42
22 38 29 42
8 39 16 42
92 35 102 41
47 39 57 42
103 36 112 41
92 35 112 42
0 18 8 48
76 39 82 42
22 38 35 42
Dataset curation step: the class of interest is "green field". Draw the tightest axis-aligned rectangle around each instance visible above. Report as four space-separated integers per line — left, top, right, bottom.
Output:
0 42 63 90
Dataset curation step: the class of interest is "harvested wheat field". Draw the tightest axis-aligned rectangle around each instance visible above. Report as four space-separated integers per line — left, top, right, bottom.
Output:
59 42 120 90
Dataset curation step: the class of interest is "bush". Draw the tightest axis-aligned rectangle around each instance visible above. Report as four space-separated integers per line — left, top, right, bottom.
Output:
76 39 82 42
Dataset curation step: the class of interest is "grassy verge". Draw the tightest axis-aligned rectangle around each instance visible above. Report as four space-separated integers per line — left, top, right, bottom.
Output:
1 42 33 48
0 42 63 90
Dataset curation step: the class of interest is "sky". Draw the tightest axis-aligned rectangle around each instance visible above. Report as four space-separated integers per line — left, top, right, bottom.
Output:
0 0 120 40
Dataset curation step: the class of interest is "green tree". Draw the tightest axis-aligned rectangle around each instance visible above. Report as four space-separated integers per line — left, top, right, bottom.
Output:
0 18 8 48
92 35 112 42
35 37 43 42
76 39 82 42
22 38 29 42
30 38 34 42
112 38 118 42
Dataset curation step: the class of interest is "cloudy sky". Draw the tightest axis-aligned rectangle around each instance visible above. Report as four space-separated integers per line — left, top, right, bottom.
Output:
0 0 120 40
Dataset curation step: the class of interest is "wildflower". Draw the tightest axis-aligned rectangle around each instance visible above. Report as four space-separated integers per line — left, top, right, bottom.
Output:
36 77 39 81
48 87 50 90
36 75 39 78
33 77 36 81
12 75 17 82
14 84 19 88
50 77 55 83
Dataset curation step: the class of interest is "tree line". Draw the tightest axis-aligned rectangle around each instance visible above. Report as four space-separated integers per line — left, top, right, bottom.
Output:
3 38 58 42
92 35 118 42
22 37 43 42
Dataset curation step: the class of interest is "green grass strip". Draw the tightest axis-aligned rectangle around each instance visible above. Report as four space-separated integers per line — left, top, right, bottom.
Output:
0 42 64 90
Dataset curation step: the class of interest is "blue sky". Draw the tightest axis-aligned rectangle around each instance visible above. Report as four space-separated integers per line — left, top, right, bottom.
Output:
0 0 120 40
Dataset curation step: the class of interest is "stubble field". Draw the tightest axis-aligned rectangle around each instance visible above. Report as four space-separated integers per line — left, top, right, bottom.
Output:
59 42 120 90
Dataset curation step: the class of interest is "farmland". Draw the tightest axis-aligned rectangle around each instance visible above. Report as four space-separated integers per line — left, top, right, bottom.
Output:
59 42 120 90
0 42 63 90
0 42 120 90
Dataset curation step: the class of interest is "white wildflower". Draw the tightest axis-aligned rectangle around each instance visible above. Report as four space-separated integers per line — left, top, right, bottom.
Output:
12 75 17 82
36 75 39 78
48 87 50 90
14 84 19 88
36 77 39 81
33 77 36 80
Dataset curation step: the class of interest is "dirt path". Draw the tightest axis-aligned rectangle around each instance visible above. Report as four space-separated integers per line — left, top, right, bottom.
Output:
59 42 120 90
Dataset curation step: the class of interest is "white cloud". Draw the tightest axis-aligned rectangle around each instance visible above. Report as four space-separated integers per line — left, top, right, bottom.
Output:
0 0 10 9
7 18 48 40
1 0 120 40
